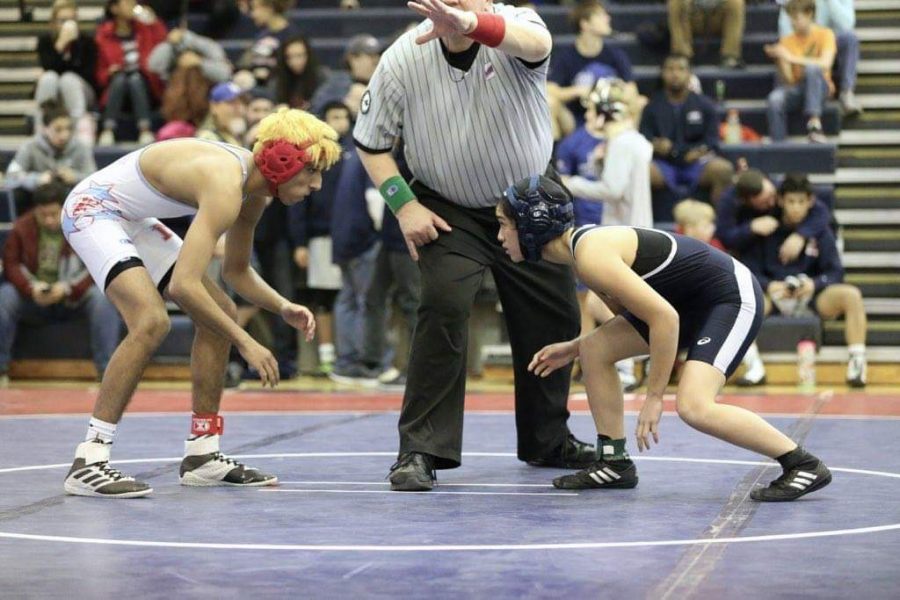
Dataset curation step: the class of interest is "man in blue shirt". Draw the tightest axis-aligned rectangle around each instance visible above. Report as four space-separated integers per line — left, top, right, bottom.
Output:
640 54 734 206
716 168 831 259
548 0 634 126
742 173 867 387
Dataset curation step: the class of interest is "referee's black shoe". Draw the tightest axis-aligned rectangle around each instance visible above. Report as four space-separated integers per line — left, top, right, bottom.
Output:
750 460 832 502
389 452 436 492
527 433 595 469
552 458 638 490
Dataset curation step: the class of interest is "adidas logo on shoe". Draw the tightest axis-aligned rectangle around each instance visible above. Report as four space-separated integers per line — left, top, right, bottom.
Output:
63 440 152 499
751 461 832 502
553 459 638 490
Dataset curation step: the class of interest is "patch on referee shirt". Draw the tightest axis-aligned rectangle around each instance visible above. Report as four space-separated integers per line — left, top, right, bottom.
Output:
361 90 371 114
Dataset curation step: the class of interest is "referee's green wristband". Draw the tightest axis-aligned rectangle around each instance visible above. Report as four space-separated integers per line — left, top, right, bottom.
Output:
380 176 415 214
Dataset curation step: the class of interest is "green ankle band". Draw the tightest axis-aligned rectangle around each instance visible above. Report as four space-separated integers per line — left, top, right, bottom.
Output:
598 435 629 461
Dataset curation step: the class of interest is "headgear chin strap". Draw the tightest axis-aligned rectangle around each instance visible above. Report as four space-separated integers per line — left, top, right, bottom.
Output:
503 175 574 262
254 139 312 197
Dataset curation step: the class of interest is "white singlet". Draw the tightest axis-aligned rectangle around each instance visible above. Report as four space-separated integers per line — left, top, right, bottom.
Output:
61 139 251 292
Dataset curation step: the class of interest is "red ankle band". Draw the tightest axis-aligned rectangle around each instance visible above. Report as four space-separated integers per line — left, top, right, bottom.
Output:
191 413 224 436
466 13 505 48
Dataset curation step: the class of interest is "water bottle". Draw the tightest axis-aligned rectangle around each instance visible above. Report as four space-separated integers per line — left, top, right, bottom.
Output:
715 79 726 103
725 109 742 144
797 338 816 392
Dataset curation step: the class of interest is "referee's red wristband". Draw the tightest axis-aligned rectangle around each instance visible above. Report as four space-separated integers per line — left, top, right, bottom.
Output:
466 13 505 48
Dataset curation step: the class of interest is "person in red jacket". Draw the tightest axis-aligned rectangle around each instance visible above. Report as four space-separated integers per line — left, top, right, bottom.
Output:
0 181 121 386
94 0 167 146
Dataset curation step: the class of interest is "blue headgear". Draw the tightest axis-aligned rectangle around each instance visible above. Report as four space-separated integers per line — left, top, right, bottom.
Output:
503 175 574 262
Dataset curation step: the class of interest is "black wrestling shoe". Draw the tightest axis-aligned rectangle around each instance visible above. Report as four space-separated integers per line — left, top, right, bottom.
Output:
527 433 595 469
552 458 638 490
389 452 436 491
750 460 832 502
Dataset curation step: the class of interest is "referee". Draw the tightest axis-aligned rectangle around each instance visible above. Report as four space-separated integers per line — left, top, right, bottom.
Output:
354 0 593 491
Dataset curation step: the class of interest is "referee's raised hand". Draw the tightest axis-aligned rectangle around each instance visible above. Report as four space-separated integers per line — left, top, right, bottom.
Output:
397 200 452 261
407 0 478 45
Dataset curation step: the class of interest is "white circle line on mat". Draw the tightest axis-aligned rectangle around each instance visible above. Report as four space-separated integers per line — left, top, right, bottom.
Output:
1 453 899 552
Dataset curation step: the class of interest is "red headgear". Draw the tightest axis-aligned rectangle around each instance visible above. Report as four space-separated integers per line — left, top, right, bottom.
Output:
254 139 312 197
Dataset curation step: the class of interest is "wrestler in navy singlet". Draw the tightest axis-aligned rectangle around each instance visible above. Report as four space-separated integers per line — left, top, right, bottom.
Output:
570 225 764 377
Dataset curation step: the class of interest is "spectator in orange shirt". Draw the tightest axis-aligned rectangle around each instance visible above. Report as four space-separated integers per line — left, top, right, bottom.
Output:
765 0 835 143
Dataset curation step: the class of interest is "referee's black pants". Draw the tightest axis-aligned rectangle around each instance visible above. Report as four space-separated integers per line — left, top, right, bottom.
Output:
399 183 581 469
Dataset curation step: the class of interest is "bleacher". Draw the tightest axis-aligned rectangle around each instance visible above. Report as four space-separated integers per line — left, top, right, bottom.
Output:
0 0 898 383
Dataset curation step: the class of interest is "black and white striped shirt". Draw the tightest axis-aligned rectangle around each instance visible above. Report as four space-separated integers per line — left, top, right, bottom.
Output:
353 3 553 209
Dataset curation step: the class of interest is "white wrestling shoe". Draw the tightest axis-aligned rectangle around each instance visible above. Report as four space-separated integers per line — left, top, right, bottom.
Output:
64 440 152 498
179 435 278 487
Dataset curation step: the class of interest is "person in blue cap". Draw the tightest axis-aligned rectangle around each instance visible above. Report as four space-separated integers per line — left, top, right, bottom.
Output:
495 174 831 501
196 81 246 146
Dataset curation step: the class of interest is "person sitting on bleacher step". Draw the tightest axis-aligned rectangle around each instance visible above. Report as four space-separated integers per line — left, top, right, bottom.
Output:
5 101 96 201
777 0 863 117
765 0 835 143
716 167 831 260
640 54 735 206
0 182 121 387
35 0 99 148
94 0 168 146
741 173 867 388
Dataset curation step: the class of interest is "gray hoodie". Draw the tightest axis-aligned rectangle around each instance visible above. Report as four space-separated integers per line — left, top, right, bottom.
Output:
148 30 232 83
5 134 96 191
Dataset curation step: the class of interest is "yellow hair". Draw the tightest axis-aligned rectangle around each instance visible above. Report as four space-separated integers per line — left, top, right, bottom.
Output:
253 107 342 171
673 199 715 227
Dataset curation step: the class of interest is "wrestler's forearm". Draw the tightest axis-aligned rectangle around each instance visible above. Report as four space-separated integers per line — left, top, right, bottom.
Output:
225 267 289 315
169 280 256 349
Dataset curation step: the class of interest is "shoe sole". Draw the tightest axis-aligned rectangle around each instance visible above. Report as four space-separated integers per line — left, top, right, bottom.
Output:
527 460 596 470
752 472 832 502
553 477 638 490
389 473 433 492
179 472 279 487
64 480 153 498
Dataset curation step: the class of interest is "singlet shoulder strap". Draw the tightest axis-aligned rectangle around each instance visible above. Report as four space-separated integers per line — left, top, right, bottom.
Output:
569 224 602 257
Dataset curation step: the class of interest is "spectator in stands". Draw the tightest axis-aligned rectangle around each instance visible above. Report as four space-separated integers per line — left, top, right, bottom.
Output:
0 182 121 385
560 78 653 390
95 0 168 146
327 145 382 384
152 28 231 137
640 54 734 205
778 0 862 116
673 198 725 250
766 0 835 143
288 102 354 374
149 25 231 84
310 34 382 115
548 0 634 126
36 0 98 147
668 0 746 69
273 35 326 111
235 0 300 88
6 101 96 194
196 81 247 146
358 139 421 390
716 168 831 260
743 173 867 387
243 87 276 146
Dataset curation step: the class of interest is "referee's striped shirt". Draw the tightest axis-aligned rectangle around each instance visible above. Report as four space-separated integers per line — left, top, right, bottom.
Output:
353 2 553 209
